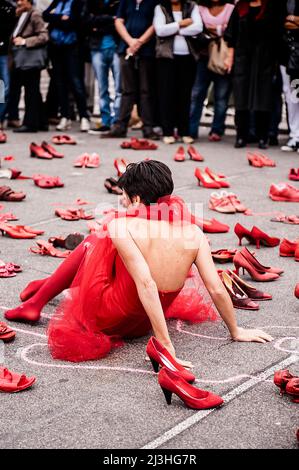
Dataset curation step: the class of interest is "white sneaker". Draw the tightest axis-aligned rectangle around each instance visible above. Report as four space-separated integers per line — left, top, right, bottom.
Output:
80 117 90 132
281 139 299 152
163 136 176 144
182 136 194 144
56 117 72 131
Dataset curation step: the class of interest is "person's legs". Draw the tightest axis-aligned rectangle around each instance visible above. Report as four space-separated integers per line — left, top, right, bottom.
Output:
235 109 250 141
116 55 137 130
22 68 41 130
111 51 121 124
7 67 22 122
67 45 89 119
254 110 270 142
138 56 155 134
50 45 70 119
176 55 196 137
281 65 299 143
5 235 98 322
0 55 10 125
91 48 111 126
156 58 175 136
212 73 231 136
189 59 211 138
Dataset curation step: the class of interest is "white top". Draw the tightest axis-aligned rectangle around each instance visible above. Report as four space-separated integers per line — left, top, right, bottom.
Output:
154 5 203 56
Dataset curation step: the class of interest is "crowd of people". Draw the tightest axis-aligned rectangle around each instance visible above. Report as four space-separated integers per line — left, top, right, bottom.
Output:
0 0 299 150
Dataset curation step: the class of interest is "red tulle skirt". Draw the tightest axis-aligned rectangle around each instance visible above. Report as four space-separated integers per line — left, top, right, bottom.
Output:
47 196 219 362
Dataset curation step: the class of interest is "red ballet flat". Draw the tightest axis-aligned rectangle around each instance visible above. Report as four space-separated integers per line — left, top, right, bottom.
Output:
52 135 77 145
0 367 36 393
146 336 195 383
158 368 224 410
0 322 16 342
33 174 64 189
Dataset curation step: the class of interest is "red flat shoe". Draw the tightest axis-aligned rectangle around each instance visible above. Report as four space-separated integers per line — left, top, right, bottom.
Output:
234 223 255 246
209 192 235 213
0 132 7 144
250 226 280 249
30 142 52 159
114 158 129 176
0 322 16 342
146 336 195 383
33 174 64 189
187 146 204 161
227 269 272 301
41 141 64 158
257 153 276 167
120 138 138 149
289 168 299 181
211 249 237 263
220 271 259 310
247 152 264 167
174 146 186 162
205 168 230 188
0 186 26 202
269 183 299 202
158 368 223 410
30 240 71 258
196 217 229 233
233 250 280 282
0 266 16 277
226 192 247 212
86 153 100 168
73 153 89 168
279 238 299 257
131 139 158 150
0 367 36 393
240 247 283 275
195 168 220 188
52 135 77 145
208 132 221 142
285 378 299 403
274 369 296 395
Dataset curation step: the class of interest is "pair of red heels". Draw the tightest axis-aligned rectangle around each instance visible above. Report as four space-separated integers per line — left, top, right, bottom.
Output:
274 370 299 403
174 146 204 162
194 168 229 188
114 158 129 176
146 337 223 410
0 222 44 239
233 247 283 282
247 152 275 167
234 223 280 249
30 142 64 159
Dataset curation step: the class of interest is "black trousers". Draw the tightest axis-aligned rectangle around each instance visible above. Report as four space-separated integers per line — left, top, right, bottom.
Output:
235 110 270 141
49 43 88 119
118 55 155 131
156 55 196 136
8 67 44 130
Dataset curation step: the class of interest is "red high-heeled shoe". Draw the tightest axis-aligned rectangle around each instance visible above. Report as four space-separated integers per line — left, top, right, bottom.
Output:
250 226 280 249
240 247 283 275
234 223 255 246
220 271 259 310
0 223 38 239
174 146 186 162
274 369 296 395
146 337 195 383
187 146 204 161
114 158 129 176
233 251 279 282
194 168 220 188
205 168 230 188
211 249 236 263
30 142 52 159
41 141 64 158
227 269 272 301
286 378 299 403
158 368 223 409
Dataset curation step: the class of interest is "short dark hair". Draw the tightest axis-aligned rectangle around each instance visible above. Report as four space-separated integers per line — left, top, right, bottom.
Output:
118 160 174 205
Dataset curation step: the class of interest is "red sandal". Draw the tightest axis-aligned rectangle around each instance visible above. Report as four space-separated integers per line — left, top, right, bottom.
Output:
0 367 36 393
0 322 16 342
30 240 71 258
52 134 77 145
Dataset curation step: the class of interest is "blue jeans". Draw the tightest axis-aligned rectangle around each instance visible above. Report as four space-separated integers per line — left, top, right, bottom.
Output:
0 55 10 123
189 58 231 138
91 47 121 127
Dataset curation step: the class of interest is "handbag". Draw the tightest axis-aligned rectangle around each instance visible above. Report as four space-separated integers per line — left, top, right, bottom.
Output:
207 37 229 75
13 45 48 71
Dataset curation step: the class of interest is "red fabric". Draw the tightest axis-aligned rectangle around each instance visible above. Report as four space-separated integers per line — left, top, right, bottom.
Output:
47 196 219 362
237 0 270 20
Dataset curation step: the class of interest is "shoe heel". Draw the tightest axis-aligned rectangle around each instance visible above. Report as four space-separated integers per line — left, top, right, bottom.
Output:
30 151 35 157
237 236 243 246
255 239 261 249
161 387 172 405
149 357 159 373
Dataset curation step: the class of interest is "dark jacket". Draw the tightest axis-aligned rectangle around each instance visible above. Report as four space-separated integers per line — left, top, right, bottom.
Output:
84 0 119 50
43 0 87 38
14 8 49 48
0 0 16 55
155 1 200 61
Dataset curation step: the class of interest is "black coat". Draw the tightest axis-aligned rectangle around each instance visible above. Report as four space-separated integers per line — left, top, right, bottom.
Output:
43 0 87 38
0 0 16 56
83 0 119 50
224 1 284 112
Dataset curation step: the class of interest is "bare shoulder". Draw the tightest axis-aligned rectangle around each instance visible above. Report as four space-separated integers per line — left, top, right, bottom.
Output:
107 217 129 239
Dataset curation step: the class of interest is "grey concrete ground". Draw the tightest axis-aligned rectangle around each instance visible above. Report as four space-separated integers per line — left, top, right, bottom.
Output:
0 125 298 449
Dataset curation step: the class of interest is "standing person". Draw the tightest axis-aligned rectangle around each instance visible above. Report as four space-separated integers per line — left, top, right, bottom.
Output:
0 0 16 137
224 0 284 149
280 0 299 152
189 0 234 142
9 0 48 133
154 0 203 144
105 0 159 140
84 0 121 135
43 0 90 132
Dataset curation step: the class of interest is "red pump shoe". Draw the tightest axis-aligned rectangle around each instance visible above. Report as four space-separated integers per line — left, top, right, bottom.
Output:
240 247 283 276
158 368 223 410
41 141 64 158
205 168 230 188
227 269 272 301
30 142 52 159
233 250 279 282
174 146 186 162
146 337 195 383
250 226 280 249
195 169 220 189
187 146 204 161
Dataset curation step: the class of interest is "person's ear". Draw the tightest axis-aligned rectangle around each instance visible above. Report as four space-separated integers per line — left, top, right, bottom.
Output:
132 195 141 206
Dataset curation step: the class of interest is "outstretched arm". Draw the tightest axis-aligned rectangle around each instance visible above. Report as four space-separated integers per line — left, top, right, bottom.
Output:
194 232 273 343
108 219 174 355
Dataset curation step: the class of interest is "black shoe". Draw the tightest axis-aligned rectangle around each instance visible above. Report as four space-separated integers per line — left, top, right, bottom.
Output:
143 130 160 141
39 126 49 131
102 125 127 138
234 137 247 148
268 135 279 146
88 124 111 135
258 139 268 150
13 125 37 133
247 133 258 144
